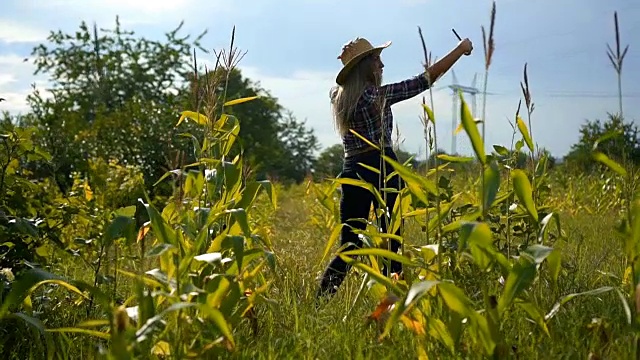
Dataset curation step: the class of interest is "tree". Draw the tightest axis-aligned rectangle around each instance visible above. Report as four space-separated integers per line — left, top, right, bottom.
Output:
313 144 343 180
184 68 319 183
274 111 319 183
22 18 206 191
564 113 640 172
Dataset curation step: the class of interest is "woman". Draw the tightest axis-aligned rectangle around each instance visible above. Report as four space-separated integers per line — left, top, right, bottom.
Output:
316 36 473 299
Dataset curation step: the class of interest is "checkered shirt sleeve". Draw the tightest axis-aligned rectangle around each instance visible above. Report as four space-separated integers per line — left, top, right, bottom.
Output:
342 73 431 155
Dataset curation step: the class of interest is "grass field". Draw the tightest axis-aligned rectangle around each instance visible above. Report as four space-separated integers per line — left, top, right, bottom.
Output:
2 165 637 359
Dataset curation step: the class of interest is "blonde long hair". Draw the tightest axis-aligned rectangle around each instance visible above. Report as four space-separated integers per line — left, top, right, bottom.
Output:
330 55 381 137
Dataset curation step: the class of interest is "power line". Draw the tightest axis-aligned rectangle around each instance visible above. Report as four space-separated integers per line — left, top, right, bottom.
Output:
431 87 640 98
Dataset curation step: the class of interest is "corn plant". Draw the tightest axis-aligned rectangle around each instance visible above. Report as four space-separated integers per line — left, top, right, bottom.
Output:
0 30 278 359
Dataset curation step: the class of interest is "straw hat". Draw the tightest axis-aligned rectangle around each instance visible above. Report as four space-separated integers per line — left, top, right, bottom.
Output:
336 37 391 85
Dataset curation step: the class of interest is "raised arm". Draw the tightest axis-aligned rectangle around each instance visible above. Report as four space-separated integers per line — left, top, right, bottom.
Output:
363 39 473 106
424 39 472 84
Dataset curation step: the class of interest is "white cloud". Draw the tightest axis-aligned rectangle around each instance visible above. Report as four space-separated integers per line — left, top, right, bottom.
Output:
0 21 49 43
0 55 48 114
36 0 232 26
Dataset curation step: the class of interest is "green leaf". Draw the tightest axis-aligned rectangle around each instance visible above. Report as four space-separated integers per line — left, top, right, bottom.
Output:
320 223 344 264
199 306 236 349
438 282 475 318
349 129 381 150
437 154 475 163
545 286 615 321
482 160 500 211
340 248 416 267
459 222 495 271
382 155 438 195
46 327 111 340
516 116 534 152
335 177 387 208
493 145 510 156
521 244 554 264
546 249 562 285
7 313 46 334
459 91 486 164
592 151 628 177
497 255 537 316
515 301 550 337
0 268 87 317
511 170 538 222
139 199 178 247
338 256 403 294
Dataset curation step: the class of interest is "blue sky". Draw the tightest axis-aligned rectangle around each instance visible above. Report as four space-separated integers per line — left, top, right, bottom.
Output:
1 0 638 160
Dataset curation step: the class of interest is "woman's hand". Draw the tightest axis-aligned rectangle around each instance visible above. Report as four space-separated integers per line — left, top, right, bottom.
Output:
459 38 473 56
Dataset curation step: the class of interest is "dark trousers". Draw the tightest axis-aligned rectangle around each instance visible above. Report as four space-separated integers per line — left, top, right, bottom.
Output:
317 147 404 298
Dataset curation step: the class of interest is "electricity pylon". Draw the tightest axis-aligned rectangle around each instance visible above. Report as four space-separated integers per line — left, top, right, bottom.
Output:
448 70 480 155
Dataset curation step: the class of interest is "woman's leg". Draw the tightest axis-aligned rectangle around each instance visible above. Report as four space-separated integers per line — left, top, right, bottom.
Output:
316 168 374 298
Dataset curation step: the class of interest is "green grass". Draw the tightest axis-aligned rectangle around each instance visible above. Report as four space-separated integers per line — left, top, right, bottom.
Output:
3 173 633 359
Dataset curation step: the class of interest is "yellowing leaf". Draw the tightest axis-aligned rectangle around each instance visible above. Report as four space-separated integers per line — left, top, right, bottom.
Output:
176 111 209 127
422 103 435 123
83 178 93 201
224 96 259 106
368 293 400 322
152 341 171 356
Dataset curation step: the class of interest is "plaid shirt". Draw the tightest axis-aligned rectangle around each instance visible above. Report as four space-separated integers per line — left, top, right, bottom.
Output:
342 73 431 156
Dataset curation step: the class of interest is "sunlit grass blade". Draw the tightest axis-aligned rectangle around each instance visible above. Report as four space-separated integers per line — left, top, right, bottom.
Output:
544 286 616 321
340 248 416 267
349 129 381 150
319 223 344 264
338 256 403 294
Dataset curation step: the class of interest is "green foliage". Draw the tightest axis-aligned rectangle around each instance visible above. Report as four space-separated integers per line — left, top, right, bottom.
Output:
0 122 59 272
564 113 640 173
21 17 206 190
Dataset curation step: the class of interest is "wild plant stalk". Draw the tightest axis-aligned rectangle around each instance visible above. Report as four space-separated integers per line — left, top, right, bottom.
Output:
521 63 537 201
505 102 519 257
417 26 442 267
480 1 496 219
378 91 391 274
393 123 406 261
606 11 628 119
